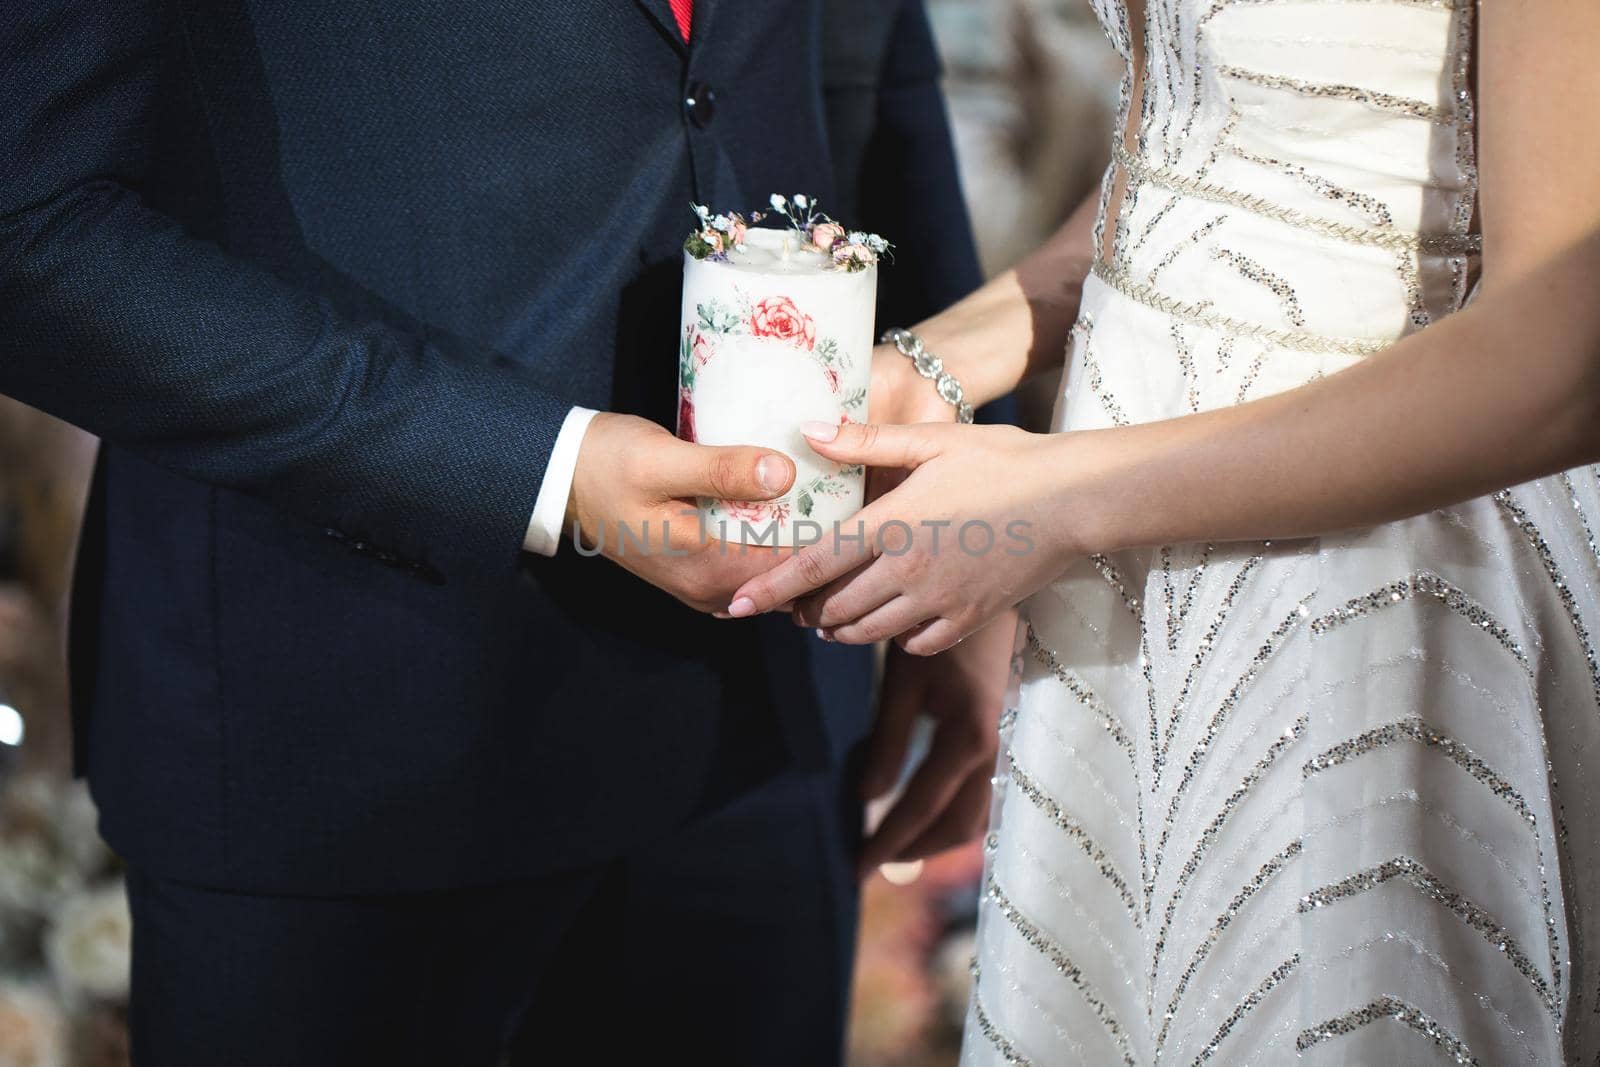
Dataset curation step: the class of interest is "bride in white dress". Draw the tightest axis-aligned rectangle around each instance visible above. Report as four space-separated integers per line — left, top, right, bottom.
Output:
725 0 1600 1062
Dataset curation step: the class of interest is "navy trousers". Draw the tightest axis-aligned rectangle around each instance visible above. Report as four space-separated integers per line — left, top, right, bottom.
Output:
126 766 862 1066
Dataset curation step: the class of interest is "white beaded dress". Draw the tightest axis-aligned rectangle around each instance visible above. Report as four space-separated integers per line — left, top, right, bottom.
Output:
963 1 1600 1063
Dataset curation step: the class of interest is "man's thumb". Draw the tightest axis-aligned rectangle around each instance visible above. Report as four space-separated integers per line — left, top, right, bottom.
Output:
656 441 795 501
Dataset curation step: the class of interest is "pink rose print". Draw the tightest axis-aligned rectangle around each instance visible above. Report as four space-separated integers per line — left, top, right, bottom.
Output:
723 499 790 527
823 366 840 392
676 389 696 443
750 296 817 351
691 330 714 367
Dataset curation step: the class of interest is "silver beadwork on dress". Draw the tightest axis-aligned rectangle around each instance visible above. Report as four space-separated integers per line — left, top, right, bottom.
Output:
962 2 1600 1064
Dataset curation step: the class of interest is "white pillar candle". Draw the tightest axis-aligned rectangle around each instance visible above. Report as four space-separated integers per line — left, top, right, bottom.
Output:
677 222 878 546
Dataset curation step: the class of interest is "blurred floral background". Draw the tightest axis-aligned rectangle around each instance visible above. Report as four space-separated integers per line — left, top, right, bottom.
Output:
0 2 1113 1064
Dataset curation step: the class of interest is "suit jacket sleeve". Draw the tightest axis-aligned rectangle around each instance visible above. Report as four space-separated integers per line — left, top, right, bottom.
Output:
0 1 570 579
858 0 985 328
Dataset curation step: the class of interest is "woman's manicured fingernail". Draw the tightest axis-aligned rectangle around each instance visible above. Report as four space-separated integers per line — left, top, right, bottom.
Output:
879 860 924 886
756 455 788 493
800 420 839 442
728 597 756 618
815 628 829 641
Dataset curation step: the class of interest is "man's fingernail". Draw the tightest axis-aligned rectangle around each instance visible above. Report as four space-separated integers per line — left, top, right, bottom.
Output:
816 627 830 641
728 597 756 618
756 455 788 493
800 420 839 442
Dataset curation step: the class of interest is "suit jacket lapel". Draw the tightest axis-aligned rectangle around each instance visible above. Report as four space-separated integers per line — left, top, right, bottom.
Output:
633 0 687 51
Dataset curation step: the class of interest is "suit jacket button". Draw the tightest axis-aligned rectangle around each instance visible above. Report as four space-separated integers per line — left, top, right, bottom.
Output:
685 82 716 128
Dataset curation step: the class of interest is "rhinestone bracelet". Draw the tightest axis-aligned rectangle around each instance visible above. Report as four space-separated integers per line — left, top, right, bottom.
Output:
880 328 975 423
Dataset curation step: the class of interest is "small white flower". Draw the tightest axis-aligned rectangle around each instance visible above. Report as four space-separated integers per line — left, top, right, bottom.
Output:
769 194 787 210
794 194 809 208
847 230 868 245
693 203 711 220
865 234 889 253
711 216 731 232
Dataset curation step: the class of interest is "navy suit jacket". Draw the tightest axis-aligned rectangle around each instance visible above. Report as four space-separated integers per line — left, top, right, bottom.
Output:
0 0 981 893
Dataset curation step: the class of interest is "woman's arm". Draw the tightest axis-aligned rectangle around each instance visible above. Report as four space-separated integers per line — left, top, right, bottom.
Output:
1071 233 1600 554
1066 0 1600 552
875 192 1100 419
728 0 1600 652
732 230 1600 649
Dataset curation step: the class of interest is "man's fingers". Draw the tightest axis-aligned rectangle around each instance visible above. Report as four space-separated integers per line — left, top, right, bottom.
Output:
860 650 925 801
727 529 874 617
653 441 795 502
889 765 992 863
800 420 941 471
858 729 982 875
655 547 782 614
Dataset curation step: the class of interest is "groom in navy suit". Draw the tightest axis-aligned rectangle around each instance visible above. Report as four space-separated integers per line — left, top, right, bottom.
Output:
1 1 984 1063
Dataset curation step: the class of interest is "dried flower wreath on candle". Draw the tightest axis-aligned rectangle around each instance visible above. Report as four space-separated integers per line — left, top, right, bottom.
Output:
684 194 892 272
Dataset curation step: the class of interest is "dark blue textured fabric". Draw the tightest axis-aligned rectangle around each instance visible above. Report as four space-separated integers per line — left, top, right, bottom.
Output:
0 0 981 893
125 764 862 1066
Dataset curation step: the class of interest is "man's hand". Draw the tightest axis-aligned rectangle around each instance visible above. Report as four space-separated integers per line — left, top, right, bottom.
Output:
567 413 796 613
857 610 1016 878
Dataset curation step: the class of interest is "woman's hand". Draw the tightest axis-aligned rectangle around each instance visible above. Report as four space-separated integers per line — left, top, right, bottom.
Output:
858 612 1016 875
868 342 961 429
726 420 1086 654
864 342 962 505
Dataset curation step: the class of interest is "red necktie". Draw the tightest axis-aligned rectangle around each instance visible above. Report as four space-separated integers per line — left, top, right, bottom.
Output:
669 0 692 41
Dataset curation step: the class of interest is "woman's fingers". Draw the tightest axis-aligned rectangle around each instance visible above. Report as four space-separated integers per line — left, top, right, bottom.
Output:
727 520 877 616
898 617 971 657
860 650 926 801
794 560 899 629
858 724 986 876
887 765 993 864
799 420 943 469
823 595 931 646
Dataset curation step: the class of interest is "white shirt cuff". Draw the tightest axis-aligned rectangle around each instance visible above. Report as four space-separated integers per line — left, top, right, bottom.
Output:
523 406 599 557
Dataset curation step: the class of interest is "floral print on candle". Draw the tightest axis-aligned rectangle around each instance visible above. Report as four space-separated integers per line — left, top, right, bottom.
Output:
680 200 878 545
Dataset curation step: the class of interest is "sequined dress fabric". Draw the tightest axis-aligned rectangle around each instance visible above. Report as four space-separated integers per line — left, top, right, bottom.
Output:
963 2 1600 1064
